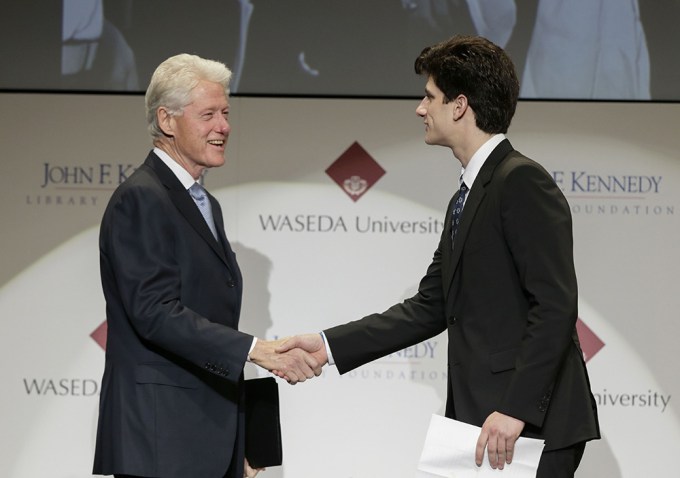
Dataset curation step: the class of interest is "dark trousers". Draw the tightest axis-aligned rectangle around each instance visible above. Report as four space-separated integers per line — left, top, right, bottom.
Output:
536 441 587 478
114 460 236 478
112 454 236 478
115 445 585 478
114 469 235 478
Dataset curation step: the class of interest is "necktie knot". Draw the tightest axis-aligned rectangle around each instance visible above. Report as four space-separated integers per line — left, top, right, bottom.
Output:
459 181 468 196
189 183 207 203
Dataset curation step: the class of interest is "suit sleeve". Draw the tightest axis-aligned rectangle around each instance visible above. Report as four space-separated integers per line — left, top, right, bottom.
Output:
497 161 578 427
324 220 450 374
100 180 252 383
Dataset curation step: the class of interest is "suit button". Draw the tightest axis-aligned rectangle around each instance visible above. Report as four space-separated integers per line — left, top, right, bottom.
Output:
227 280 235 288
448 316 457 325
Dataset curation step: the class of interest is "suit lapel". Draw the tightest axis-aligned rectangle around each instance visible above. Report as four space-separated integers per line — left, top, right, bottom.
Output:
209 193 241 277
445 140 515 288
145 153 231 268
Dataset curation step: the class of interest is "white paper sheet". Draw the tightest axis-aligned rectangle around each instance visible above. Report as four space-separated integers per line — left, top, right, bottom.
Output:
416 414 544 478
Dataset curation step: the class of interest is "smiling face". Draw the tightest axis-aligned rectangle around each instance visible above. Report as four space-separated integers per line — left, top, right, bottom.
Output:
158 80 231 179
416 76 456 148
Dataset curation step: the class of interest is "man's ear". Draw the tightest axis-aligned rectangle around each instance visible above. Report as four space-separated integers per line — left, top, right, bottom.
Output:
157 107 175 137
451 94 469 121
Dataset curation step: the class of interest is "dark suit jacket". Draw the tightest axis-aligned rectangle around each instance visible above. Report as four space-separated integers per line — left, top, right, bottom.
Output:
93 152 253 477
325 139 600 451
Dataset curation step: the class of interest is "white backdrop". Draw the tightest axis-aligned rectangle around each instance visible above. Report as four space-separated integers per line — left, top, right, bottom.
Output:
0 94 678 477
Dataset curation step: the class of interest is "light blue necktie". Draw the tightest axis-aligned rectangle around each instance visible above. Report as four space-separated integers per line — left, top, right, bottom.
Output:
189 183 218 240
451 179 468 246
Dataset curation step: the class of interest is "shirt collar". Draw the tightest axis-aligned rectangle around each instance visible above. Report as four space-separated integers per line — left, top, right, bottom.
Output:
460 134 506 188
153 147 197 190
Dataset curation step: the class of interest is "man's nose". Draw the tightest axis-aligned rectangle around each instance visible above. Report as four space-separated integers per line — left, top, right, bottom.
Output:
416 98 427 117
218 116 230 133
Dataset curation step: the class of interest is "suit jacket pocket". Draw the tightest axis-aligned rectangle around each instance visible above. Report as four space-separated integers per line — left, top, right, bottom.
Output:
136 362 200 389
489 348 518 374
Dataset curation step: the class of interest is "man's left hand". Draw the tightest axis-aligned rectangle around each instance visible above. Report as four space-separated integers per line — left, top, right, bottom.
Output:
244 457 264 478
475 411 525 469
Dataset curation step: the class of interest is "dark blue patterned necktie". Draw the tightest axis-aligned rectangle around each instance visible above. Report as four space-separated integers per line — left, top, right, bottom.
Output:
451 181 468 245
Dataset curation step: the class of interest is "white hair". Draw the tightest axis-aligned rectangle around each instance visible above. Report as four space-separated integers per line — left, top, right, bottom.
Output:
145 53 232 139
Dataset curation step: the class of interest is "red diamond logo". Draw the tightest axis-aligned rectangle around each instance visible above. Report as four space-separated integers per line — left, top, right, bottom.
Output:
575 317 604 362
91 320 108 350
325 141 385 202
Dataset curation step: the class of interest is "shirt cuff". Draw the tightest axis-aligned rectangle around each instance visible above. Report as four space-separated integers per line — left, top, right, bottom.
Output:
320 331 335 366
246 337 257 362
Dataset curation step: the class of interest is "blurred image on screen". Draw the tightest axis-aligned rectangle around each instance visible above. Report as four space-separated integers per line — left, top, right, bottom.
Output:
1 0 677 101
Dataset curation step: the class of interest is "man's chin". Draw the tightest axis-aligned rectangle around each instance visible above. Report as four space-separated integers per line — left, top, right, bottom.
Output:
205 156 226 169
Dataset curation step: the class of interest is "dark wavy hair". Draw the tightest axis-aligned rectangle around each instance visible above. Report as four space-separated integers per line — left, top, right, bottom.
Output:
414 35 519 134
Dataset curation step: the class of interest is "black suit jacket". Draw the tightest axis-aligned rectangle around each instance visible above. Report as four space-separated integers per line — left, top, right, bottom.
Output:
325 140 600 450
93 152 253 477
